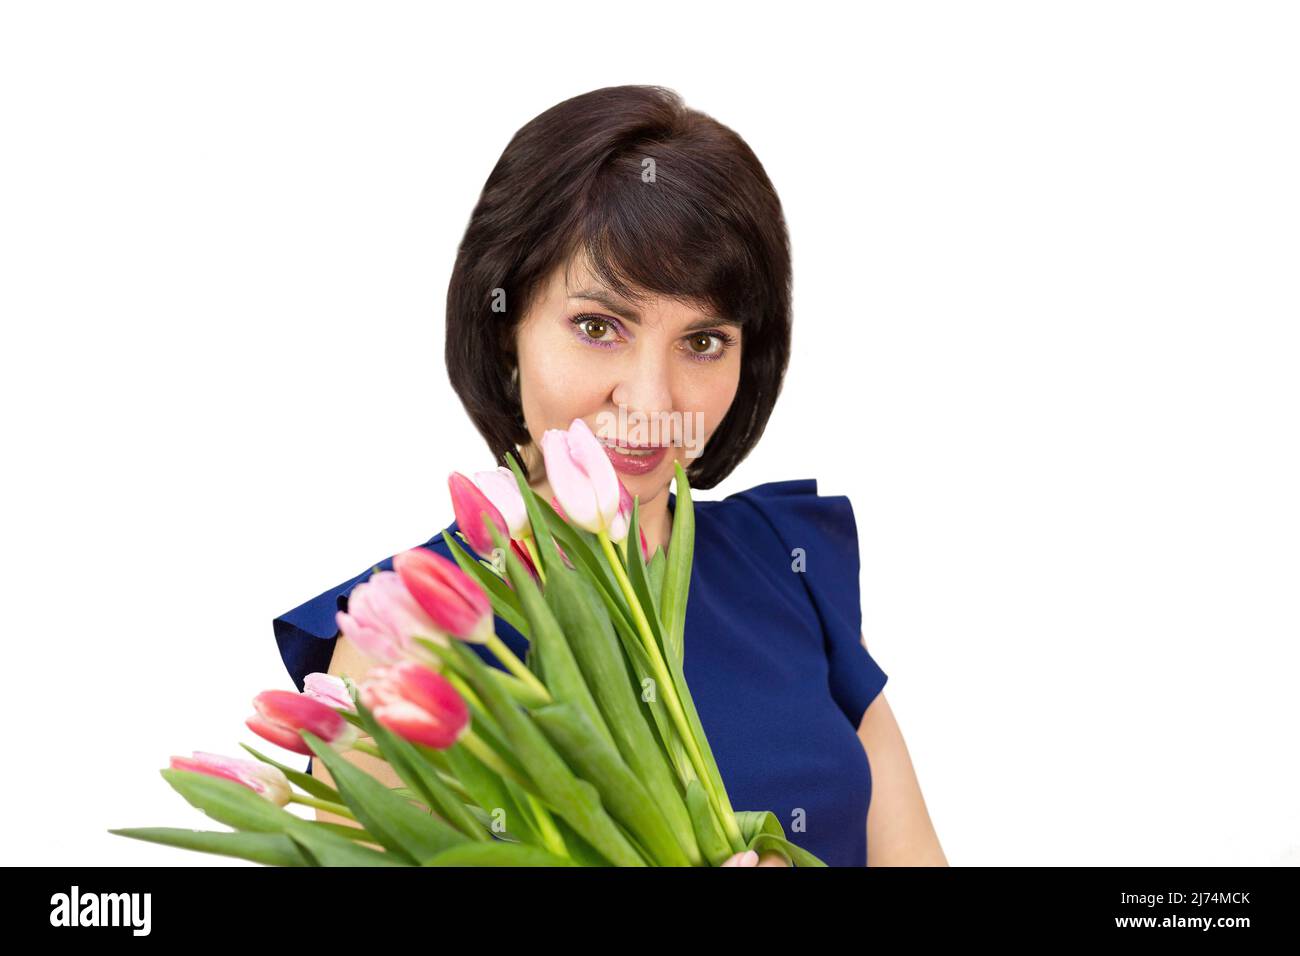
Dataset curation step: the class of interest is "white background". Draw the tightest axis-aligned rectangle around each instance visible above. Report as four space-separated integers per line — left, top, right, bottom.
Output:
2 1 1296 866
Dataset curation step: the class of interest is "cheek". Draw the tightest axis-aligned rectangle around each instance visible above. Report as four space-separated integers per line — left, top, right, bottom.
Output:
519 335 609 424
693 367 741 427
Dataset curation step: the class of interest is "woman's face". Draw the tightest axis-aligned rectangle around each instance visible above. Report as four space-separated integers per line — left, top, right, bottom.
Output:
513 252 743 505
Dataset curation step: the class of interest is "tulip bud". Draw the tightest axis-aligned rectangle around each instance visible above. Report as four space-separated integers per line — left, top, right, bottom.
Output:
169 751 292 806
335 571 447 668
393 546 493 644
303 673 356 712
246 689 361 756
449 472 510 556
359 661 471 750
473 466 531 539
541 418 620 537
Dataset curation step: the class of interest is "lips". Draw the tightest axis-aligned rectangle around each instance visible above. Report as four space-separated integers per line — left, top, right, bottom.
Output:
598 437 668 449
599 439 669 475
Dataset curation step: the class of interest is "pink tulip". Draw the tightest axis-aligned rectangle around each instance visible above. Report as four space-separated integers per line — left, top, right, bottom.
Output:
473 466 531 539
541 418 621 539
303 673 356 712
359 661 471 750
449 472 510 556
246 689 361 756
393 546 493 644
335 570 446 668
169 751 292 806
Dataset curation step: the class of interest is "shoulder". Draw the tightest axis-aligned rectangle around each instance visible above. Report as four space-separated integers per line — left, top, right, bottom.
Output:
271 520 462 678
703 477 858 550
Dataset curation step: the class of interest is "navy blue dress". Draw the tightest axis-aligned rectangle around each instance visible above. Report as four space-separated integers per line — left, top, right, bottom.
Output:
272 478 889 866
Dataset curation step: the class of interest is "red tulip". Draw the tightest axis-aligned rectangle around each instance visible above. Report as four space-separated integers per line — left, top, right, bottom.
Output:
246 689 360 756
359 661 470 750
393 546 493 644
449 472 509 557
169 751 292 806
510 537 538 581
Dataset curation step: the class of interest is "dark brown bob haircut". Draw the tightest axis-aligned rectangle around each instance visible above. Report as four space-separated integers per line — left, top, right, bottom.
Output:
445 84 792 490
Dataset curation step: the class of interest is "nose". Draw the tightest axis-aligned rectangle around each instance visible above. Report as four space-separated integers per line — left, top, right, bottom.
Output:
609 352 675 441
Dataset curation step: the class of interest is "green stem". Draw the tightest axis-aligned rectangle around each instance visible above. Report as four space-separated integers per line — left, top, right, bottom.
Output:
461 729 531 792
485 633 549 699
522 791 569 858
291 794 357 819
523 535 547 585
352 739 384 759
596 528 744 850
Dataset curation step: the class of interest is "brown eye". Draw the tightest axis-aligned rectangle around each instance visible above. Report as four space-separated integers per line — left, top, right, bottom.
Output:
686 333 723 357
581 318 612 339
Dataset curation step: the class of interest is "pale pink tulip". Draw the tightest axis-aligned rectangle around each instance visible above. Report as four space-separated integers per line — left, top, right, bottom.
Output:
246 689 361 756
169 751 292 806
335 571 446 667
541 418 621 539
473 466 531 539
359 661 471 750
393 546 493 644
303 673 356 712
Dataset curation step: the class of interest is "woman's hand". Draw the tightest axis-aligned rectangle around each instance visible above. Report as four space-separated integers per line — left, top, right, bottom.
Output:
720 849 791 867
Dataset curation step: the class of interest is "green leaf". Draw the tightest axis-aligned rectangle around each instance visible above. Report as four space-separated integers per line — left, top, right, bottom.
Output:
746 832 826 868
155 769 408 866
486 518 616 753
441 741 541 844
541 561 700 863
300 730 471 864
283 827 411 866
108 826 311 867
161 768 305 834
305 820 385 843
550 814 615 866
646 545 667 618
530 701 692 867
684 779 731 866
446 640 647 866
352 696 489 841
623 495 666 653
422 841 578 867
662 645 741 850
659 460 695 669
736 809 785 845
587 571 693 784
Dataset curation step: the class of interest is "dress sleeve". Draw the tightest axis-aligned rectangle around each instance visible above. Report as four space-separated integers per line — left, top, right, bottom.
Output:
736 479 889 729
272 561 386 695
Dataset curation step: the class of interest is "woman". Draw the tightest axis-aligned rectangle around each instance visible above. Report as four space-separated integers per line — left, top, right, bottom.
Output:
273 85 946 867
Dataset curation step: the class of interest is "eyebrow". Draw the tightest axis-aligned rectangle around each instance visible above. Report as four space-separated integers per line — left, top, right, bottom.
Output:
569 288 741 331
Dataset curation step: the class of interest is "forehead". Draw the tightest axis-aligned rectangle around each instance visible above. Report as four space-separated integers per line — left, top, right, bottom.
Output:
550 250 725 328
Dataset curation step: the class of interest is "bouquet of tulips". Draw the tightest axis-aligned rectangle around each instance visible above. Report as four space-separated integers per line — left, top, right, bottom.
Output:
111 419 826 866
